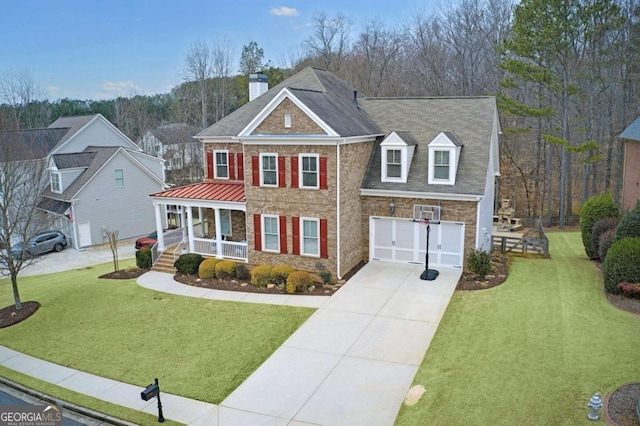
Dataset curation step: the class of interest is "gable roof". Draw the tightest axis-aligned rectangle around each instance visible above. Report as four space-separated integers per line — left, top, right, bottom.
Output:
197 67 381 139
620 115 640 142
148 123 202 145
48 114 140 154
360 96 497 196
51 151 96 169
0 128 69 161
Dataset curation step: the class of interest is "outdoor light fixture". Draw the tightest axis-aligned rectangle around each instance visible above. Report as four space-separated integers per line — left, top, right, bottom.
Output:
587 392 602 420
389 199 396 215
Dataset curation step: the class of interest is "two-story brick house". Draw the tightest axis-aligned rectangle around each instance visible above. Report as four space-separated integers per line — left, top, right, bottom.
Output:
149 67 500 279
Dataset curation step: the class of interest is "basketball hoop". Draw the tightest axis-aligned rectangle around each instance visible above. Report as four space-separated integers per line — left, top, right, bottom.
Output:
412 204 440 281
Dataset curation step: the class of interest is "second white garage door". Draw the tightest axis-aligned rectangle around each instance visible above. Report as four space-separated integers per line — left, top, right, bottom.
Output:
370 216 465 268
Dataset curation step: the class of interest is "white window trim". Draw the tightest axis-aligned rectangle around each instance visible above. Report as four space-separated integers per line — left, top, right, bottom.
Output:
214 150 229 179
115 169 124 187
300 217 320 257
51 172 62 193
261 214 280 252
220 209 232 236
260 153 278 187
382 147 406 183
428 147 455 185
299 153 320 189
284 112 292 128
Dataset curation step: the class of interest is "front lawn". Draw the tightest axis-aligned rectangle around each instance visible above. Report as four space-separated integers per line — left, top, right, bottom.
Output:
396 232 640 425
0 261 314 405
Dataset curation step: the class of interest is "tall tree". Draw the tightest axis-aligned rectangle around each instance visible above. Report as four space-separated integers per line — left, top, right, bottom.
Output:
0 67 44 129
184 40 213 128
239 41 268 75
305 12 352 73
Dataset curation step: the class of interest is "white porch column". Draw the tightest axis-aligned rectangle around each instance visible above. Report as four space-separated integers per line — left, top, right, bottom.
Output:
198 207 205 236
214 208 222 258
181 206 187 241
187 206 195 252
154 202 165 251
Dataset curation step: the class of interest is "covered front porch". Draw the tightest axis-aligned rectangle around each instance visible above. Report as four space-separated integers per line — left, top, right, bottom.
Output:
150 182 247 262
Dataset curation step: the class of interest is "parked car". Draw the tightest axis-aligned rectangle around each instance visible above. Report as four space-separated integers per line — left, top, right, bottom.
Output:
135 231 157 249
11 231 67 259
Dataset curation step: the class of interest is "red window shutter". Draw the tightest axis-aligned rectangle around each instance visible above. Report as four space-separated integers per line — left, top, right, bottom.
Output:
207 152 213 179
279 216 287 254
253 214 262 251
228 153 235 180
237 153 244 181
320 157 328 189
252 156 259 186
278 156 286 187
320 219 328 258
292 217 300 255
291 157 299 188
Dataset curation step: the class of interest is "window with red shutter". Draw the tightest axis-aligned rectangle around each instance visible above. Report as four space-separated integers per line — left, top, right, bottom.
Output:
237 153 244 181
253 214 262 251
279 216 287 254
228 153 235 180
320 157 327 189
278 156 286 187
292 217 300 255
291 157 299 188
320 218 328 258
207 152 213 179
252 156 259 186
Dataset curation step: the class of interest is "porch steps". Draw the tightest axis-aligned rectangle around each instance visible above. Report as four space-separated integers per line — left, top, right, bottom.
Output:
151 251 177 274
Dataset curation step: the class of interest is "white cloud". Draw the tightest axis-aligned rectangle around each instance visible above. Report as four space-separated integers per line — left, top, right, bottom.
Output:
95 80 142 99
270 6 299 16
45 86 61 95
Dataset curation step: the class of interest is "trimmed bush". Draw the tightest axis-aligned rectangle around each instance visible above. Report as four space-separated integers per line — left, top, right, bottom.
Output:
468 250 492 279
579 193 619 259
286 270 313 294
617 282 640 299
615 200 640 242
135 248 152 269
215 260 237 279
272 264 295 285
174 253 204 275
236 264 250 280
251 265 272 287
602 237 640 293
198 258 220 279
591 217 619 261
598 229 616 261
319 270 332 284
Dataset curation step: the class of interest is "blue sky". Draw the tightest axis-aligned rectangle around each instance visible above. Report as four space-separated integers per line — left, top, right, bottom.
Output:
0 1 440 101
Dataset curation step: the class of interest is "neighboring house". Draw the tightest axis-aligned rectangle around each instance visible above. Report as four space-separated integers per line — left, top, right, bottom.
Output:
619 116 640 212
137 123 203 185
2 114 167 248
149 67 500 279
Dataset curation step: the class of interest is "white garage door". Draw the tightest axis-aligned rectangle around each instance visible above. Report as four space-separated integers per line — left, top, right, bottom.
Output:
370 217 465 268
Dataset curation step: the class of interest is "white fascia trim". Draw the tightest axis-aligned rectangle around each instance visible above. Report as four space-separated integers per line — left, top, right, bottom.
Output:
236 136 342 146
239 88 339 137
151 197 246 211
360 188 483 202
340 134 383 144
198 136 240 143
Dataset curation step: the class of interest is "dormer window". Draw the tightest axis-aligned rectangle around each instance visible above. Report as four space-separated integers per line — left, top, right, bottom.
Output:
386 149 402 178
428 132 462 185
380 131 415 183
51 172 61 193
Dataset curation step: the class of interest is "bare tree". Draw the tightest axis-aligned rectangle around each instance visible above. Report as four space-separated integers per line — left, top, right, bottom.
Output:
211 39 234 122
105 229 119 272
0 132 52 310
305 12 352 73
184 40 213 128
0 67 44 129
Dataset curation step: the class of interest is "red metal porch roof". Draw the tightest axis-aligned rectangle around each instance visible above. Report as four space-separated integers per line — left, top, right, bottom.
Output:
151 182 245 202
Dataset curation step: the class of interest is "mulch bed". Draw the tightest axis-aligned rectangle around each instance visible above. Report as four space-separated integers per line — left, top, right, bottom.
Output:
606 383 640 426
0 301 40 328
456 252 509 291
99 269 149 279
174 274 341 296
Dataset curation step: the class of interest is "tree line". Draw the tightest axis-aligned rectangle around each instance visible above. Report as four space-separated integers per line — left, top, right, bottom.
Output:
2 0 639 227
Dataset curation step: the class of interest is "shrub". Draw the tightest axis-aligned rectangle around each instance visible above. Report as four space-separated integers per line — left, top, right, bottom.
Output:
174 253 204 275
467 250 492 279
617 282 640 299
579 193 619 259
236 264 250 280
198 258 220 279
309 273 324 288
591 217 619 261
615 200 640 242
251 265 272 287
271 264 295 285
598 229 616 261
215 260 237 279
286 270 313 294
602 237 640 293
319 270 332 284
136 248 152 269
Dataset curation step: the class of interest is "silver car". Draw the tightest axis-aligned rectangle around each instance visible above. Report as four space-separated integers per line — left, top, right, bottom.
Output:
11 231 68 259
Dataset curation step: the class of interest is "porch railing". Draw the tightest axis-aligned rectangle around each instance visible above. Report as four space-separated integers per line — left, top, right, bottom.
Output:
164 228 184 247
151 242 159 265
192 237 248 261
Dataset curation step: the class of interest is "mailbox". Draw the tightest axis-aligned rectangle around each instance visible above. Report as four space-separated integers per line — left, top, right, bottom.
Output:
141 383 160 401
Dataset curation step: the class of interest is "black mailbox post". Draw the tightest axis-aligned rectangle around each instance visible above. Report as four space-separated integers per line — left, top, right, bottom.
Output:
141 378 165 422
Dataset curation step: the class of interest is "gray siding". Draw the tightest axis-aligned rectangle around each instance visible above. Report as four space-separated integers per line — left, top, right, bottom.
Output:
72 151 163 245
129 151 165 181
59 169 84 192
56 119 136 154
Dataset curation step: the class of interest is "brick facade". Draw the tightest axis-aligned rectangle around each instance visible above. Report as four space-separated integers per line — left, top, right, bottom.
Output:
622 140 640 213
253 98 325 135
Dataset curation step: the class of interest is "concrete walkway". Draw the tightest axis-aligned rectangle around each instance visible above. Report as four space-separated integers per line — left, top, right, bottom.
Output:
1 259 460 425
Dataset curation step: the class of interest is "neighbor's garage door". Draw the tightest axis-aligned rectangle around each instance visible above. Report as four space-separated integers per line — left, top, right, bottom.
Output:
370 217 465 268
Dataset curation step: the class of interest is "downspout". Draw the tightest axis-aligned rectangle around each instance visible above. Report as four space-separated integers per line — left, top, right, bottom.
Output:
71 202 83 251
336 142 341 279
475 196 483 251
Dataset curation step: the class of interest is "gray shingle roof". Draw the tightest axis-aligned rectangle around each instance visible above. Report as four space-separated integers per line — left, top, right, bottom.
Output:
47 114 99 152
360 97 497 196
197 67 381 138
37 197 71 215
150 123 202 145
620 115 640 141
52 152 96 169
0 128 69 161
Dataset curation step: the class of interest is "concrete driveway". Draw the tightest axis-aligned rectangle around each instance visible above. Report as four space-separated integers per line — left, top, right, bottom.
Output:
218 261 461 426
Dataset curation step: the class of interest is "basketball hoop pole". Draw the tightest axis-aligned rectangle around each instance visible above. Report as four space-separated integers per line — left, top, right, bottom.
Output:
420 218 439 281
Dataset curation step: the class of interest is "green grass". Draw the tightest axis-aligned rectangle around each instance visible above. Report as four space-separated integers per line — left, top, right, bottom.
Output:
0 260 314 407
396 232 640 426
